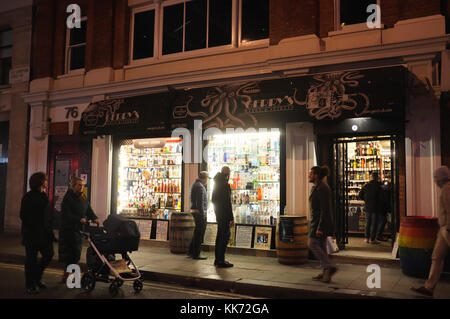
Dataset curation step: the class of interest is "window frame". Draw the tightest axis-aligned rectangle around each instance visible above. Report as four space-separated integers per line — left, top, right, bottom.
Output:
65 16 87 74
130 3 159 64
238 0 269 47
0 28 13 86
335 0 381 32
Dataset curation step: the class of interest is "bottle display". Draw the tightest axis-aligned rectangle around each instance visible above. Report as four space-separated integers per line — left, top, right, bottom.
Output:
117 138 183 219
206 131 280 226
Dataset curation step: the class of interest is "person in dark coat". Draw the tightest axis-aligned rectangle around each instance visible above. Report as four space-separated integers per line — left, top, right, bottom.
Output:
188 171 209 260
20 172 56 294
376 179 392 241
59 177 99 282
211 166 234 268
359 172 384 244
309 166 337 283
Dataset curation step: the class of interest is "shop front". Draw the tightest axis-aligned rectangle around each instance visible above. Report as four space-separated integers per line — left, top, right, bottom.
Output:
80 65 407 254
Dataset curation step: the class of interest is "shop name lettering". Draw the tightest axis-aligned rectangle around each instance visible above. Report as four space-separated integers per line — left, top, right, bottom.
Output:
103 109 140 126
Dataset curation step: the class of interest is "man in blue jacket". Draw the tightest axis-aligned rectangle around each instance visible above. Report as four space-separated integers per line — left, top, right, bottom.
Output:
188 171 209 260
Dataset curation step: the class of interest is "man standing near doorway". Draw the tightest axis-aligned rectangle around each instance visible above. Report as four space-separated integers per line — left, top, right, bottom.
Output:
359 172 383 244
212 166 234 268
188 171 209 260
309 166 337 283
412 166 450 297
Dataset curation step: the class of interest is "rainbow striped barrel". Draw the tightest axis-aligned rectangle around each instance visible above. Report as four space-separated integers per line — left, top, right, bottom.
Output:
398 216 439 278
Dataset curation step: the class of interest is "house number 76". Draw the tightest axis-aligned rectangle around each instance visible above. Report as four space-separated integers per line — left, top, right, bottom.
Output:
65 107 79 119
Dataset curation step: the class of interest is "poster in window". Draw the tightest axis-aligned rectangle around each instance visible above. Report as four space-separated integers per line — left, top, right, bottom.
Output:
203 223 217 245
228 224 236 247
254 227 272 250
235 225 253 248
137 219 152 240
156 220 168 241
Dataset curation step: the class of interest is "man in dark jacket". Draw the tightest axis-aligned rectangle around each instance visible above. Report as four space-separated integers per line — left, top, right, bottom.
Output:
188 171 209 260
359 172 383 244
59 177 99 282
211 166 234 268
309 166 337 283
20 172 56 294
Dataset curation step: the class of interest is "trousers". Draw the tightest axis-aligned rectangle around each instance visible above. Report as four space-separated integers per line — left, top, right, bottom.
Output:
24 244 54 289
215 220 231 262
188 213 206 257
425 227 450 291
309 236 334 270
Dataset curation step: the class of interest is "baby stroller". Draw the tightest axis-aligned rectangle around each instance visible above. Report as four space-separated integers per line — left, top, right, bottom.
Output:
80 214 143 296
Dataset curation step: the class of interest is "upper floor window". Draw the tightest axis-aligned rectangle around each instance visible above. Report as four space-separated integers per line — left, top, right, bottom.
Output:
66 18 87 73
240 0 269 43
0 29 12 86
133 8 156 60
162 0 232 55
338 0 377 28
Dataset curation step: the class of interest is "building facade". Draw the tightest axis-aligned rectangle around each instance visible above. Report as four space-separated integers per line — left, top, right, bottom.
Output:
18 0 450 250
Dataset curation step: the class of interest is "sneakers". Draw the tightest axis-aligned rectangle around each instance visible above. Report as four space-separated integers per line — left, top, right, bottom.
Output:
411 286 434 297
214 260 233 268
321 267 338 283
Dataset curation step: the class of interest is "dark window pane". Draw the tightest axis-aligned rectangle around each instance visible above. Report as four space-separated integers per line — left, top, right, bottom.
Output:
70 46 85 70
133 10 155 60
340 0 376 26
163 3 184 55
70 20 87 45
0 57 11 85
241 0 269 42
209 0 232 47
185 0 207 51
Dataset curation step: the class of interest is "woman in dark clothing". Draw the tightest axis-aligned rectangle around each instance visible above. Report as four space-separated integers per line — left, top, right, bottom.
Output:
20 172 56 295
58 177 99 283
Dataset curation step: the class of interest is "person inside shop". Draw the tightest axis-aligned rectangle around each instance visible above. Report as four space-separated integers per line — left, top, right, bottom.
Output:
212 166 234 268
59 177 100 283
358 172 384 244
376 178 392 242
188 171 209 260
412 166 450 297
309 166 338 283
20 172 57 295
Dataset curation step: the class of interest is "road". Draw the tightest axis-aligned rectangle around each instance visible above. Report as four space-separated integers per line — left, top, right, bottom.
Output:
0 262 256 300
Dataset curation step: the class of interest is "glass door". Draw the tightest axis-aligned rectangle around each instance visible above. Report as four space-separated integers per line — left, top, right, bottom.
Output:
333 141 348 250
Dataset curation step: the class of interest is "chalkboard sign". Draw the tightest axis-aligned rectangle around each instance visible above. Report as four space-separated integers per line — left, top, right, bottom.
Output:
279 218 295 242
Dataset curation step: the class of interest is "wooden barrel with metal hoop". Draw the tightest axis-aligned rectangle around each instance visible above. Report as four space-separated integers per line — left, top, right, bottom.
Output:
169 212 195 254
276 216 309 265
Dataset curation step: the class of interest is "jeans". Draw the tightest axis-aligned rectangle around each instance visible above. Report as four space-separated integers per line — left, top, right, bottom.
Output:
376 214 387 239
309 236 334 270
215 220 231 262
25 244 54 289
365 212 379 241
188 213 206 257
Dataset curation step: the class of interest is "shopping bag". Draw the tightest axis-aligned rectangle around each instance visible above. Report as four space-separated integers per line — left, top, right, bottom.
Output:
326 236 339 254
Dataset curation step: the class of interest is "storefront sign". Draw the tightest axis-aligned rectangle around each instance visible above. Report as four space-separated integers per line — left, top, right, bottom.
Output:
80 66 406 136
235 225 253 248
254 227 272 250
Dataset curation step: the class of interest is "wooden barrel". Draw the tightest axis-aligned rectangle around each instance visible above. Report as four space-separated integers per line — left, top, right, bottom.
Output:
169 213 195 254
398 216 439 278
276 216 309 265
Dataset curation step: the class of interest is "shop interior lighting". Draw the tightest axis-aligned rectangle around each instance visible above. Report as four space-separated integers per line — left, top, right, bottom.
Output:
209 130 280 140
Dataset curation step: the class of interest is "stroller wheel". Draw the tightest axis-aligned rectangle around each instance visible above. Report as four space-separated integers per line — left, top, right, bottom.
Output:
109 283 119 296
133 280 143 293
81 272 96 292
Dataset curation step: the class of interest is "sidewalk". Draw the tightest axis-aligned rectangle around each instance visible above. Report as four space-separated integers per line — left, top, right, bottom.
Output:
1 232 449 299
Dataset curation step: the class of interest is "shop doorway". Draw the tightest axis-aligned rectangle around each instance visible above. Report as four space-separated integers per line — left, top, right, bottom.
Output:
333 135 400 254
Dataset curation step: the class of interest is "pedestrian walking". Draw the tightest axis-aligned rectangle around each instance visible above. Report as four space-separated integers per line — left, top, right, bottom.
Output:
359 172 384 244
412 166 450 297
188 171 209 260
58 177 100 283
20 172 56 294
211 166 234 268
308 166 338 283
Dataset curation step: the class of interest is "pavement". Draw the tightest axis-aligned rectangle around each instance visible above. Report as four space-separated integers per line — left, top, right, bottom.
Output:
1 231 449 299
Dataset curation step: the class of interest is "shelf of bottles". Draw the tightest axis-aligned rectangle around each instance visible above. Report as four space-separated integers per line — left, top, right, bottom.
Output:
347 142 382 206
117 137 183 219
206 130 281 226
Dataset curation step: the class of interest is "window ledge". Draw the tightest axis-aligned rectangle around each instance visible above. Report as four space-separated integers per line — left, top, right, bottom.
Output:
57 69 86 79
126 40 269 70
329 23 384 37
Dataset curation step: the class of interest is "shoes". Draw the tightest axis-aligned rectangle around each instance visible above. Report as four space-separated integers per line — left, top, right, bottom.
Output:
26 287 39 295
321 267 338 283
192 255 208 260
365 238 370 243
370 240 380 245
312 273 324 281
377 237 388 242
214 260 233 268
36 282 47 289
411 286 434 297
